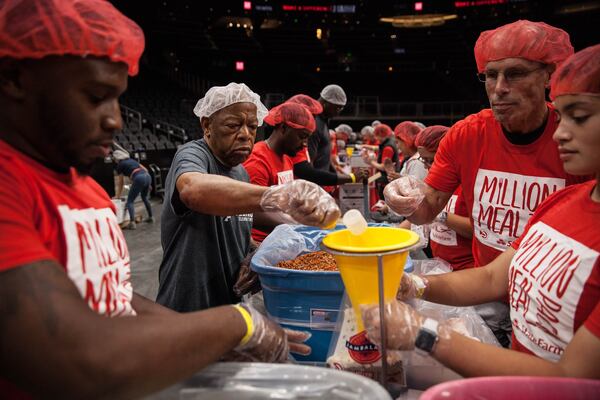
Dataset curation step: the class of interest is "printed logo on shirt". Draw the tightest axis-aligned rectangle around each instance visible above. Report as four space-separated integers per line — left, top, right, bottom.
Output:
277 169 294 185
431 194 458 246
508 221 598 361
224 213 254 223
58 205 135 317
473 169 565 251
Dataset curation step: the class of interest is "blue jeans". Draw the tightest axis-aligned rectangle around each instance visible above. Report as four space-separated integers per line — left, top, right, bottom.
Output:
126 171 153 222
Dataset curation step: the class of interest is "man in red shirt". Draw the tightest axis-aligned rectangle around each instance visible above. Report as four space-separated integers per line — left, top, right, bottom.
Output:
383 20 582 345
0 1 311 397
361 45 600 379
243 102 315 242
287 94 363 187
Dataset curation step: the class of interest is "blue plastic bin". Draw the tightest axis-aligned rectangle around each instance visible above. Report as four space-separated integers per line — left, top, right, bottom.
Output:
251 224 412 363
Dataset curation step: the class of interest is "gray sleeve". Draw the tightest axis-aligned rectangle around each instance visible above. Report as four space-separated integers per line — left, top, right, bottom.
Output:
168 145 211 216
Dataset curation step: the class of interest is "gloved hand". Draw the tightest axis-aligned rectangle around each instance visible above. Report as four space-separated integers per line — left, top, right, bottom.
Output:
362 300 450 352
232 303 311 362
397 273 429 301
260 180 340 229
383 176 426 216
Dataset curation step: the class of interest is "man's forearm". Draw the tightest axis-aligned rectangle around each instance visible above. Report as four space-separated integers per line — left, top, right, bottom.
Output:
132 292 177 316
433 328 564 378
1 262 248 399
178 172 266 216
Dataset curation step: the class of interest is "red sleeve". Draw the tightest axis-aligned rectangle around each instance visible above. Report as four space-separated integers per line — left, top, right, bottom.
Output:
243 156 270 187
0 162 56 271
381 147 394 162
584 301 600 339
424 122 463 193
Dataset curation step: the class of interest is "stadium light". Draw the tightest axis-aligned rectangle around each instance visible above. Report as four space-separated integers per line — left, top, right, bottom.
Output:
235 61 245 71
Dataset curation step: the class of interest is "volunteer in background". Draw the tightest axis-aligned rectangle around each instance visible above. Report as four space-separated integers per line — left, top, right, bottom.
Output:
384 20 585 346
364 123 398 199
288 94 366 187
157 82 340 312
363 45 600 378
393 121 427 181
112 149 154 229
307 84 346 172
0 1 310 398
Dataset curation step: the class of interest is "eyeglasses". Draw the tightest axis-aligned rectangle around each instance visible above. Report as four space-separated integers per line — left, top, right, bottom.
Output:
477 66 545 84
418 156 434 166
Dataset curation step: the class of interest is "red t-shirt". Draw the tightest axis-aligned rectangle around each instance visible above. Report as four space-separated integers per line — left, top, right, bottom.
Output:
508 180 600 361
381 146 394 162
430 187 474 270
243 141 294 242
425 105 588 267
291 147 310 165
0 140 135 396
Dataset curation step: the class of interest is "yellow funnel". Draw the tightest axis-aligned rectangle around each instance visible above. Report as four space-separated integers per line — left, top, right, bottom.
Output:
322 227 419 331
345 147 354 157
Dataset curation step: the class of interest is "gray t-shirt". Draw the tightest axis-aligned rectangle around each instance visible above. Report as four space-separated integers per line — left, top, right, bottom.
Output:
157 139 252 312
307 114 332 171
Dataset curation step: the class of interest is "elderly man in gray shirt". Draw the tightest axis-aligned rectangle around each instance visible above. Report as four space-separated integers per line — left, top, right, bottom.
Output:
158 83 340 312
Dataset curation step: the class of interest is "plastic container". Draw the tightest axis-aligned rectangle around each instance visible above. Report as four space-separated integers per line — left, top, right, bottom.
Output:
147 362 393 400
420 376 600 400
251 224 413 363
322 227 419 331
343 209 368 235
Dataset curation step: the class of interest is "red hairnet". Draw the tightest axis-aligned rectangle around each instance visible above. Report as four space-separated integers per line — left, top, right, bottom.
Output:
0 0 145 76
287 94 323 115
394 121 421 148
415 125 449 153
264 102 316 132
550 44 600 100
373 123 393 139
474 20 573 73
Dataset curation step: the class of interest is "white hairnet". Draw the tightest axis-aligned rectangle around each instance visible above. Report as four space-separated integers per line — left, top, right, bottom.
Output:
371 120 381 127
112 149 129 162
361 125 374 136
335 123 353 134
193 82 269 126
320 84 347 106
414 121 426 130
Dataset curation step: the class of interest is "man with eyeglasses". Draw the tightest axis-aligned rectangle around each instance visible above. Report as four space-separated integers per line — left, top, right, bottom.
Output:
383 20 589 346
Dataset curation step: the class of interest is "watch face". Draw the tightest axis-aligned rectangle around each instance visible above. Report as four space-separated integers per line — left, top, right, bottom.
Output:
415 330 437 353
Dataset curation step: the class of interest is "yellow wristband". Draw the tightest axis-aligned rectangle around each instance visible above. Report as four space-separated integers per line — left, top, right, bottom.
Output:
232 304 254 346
350 173 356 183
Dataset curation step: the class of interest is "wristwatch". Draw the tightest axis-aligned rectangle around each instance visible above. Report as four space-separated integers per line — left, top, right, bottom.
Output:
415 318 439 354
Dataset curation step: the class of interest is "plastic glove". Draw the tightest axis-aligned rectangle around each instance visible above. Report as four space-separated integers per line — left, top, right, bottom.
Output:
397 273 429 301
383 175 426 216
260 180 340 229
233 304 311 362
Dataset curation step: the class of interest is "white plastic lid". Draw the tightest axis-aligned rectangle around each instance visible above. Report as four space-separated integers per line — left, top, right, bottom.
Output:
343 209 368 236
